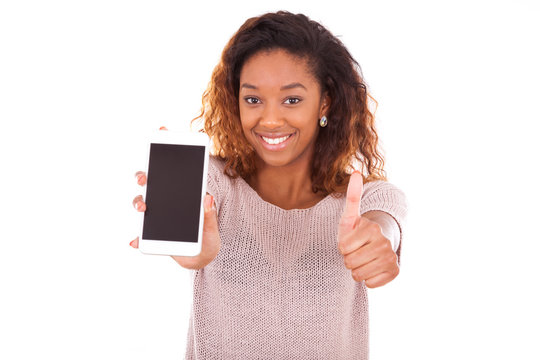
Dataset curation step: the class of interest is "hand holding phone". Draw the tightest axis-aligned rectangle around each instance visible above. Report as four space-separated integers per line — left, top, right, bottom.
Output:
130 128 221 269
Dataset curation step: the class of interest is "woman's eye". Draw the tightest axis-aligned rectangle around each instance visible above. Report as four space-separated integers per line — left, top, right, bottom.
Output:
245 97 260 104
284 97 301 105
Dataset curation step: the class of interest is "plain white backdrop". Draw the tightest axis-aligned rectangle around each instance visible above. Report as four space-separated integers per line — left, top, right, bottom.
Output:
1 0 539 359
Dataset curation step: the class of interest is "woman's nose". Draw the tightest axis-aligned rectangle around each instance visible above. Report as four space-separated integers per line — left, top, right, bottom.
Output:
259 105 285 128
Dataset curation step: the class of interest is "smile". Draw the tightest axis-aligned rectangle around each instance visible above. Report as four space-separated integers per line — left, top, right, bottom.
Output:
261 135 292 145
255 132 295 151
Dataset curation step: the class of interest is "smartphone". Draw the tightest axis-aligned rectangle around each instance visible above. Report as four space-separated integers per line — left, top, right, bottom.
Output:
138 130 210 256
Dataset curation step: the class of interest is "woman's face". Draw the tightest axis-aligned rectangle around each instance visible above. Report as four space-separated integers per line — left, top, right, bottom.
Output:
238 49 329 169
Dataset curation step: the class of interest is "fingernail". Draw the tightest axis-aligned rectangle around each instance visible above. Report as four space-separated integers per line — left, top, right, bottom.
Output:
159 126 167 130
136 174 142 183
135 202 141 211
130 240 135 247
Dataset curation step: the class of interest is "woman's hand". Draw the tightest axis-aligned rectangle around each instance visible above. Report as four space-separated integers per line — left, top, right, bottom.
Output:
337 172 400 288
130 126 221 270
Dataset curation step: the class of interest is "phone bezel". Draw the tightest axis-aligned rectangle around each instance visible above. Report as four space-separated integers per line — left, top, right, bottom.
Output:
138 130 210 257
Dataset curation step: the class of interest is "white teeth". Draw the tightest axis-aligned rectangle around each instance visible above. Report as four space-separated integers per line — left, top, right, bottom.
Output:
261 135 291 145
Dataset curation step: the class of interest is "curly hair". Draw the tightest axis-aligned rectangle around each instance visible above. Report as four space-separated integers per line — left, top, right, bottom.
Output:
192 11 387 196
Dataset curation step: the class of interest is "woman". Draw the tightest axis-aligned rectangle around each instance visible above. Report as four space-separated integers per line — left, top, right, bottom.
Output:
131 11 407 359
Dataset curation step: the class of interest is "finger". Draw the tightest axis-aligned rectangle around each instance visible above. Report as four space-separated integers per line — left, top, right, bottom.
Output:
351 257 384 283
340 218 385 255
132 195 146 212
203 194 218 234
338 219 371 255
134 171 147 186
130 236 139 248
340 171 364 231
173 195 219 269
364 272 394 289
343 239 379 268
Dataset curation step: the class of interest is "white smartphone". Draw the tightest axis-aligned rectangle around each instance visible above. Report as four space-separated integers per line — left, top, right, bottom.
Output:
138 130 210 256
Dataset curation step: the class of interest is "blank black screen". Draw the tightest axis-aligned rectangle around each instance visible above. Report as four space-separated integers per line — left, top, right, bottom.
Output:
142 143 205 242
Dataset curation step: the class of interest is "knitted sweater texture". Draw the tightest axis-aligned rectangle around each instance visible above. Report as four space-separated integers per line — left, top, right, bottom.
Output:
185 156 407 360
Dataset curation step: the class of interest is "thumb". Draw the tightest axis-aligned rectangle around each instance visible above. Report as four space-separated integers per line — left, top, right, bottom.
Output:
203 194 218 234
200 194 221 260
339 171 364 231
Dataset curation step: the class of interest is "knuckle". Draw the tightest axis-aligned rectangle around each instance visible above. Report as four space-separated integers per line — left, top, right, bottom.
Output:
369 222 382 234
382 251 396 265
343 255 353 269
375 241 387 253
352 270 362 282
337 240 348 255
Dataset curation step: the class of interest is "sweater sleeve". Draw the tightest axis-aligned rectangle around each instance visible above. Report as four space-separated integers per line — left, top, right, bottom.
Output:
360 180 408 262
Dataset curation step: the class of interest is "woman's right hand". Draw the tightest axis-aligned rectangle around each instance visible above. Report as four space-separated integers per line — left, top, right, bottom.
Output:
129 127 221 270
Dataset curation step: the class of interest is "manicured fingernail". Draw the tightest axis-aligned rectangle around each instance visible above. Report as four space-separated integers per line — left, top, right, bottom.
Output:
130 240 135 247
135 202 141 211
159 126 167 130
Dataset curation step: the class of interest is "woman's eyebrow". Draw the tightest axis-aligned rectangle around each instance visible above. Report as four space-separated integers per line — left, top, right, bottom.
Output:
280 82 307 91
240 83 258 90
240 82 307 91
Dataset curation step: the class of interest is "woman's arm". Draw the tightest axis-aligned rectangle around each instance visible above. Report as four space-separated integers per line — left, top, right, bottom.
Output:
337 174 402 288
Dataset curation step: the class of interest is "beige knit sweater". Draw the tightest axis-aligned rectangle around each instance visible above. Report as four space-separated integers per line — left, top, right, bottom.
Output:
185 156 407 359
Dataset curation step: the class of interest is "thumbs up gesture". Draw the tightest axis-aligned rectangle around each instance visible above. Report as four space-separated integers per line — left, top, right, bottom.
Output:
337 171 399 288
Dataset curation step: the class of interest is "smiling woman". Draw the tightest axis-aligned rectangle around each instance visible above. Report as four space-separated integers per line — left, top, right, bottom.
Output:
193 11 387 196
133 10 408 359
238 49 329 199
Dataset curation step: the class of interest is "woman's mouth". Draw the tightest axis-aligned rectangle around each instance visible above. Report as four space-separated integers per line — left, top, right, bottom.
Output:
256 132 295 151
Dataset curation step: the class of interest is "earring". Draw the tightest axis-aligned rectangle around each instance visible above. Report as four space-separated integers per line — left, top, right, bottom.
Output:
319 115 328 127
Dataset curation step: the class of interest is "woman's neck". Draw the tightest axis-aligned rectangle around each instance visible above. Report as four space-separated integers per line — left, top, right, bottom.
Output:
246 155 326 210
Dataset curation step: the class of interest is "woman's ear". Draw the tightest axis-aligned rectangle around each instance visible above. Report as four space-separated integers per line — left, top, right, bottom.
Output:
319 93 331 118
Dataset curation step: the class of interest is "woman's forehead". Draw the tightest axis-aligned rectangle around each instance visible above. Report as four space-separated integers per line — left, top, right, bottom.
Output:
239 49 319 91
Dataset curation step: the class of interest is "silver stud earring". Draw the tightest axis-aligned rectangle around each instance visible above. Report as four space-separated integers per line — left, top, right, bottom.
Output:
319 115 328 127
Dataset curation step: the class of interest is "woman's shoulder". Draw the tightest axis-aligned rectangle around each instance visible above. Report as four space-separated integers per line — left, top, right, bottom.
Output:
328 179 406 203
360 179 408 222
207 154 231 187
362 179 406 199
208 154 227 171
206 155 237 210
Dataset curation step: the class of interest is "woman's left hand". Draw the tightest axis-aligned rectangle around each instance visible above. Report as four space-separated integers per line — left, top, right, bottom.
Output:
337 172 400 288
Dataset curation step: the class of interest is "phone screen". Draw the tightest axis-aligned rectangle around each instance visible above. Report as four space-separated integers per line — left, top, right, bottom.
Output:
142 143 205 243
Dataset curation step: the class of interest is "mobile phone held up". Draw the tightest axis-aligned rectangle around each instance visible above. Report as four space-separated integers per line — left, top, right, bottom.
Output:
138 130 210 256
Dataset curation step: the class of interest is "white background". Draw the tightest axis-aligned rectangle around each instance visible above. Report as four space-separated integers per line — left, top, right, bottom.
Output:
1 1 539 359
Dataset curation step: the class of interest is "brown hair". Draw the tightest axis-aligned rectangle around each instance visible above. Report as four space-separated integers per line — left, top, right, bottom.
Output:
192 11 387 195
